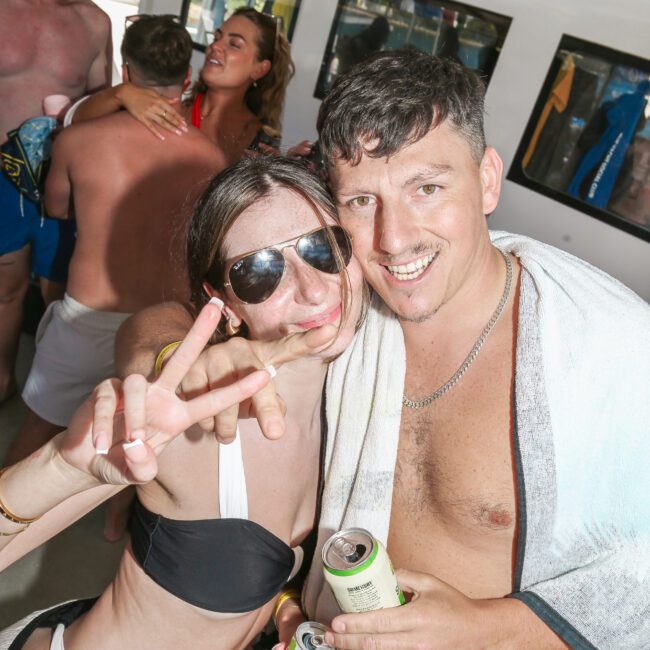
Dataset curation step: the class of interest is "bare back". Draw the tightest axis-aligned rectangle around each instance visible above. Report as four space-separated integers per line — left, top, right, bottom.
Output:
48 113 225 311
0 0 111 141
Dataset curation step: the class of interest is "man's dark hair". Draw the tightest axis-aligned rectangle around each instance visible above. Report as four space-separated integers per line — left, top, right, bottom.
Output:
121 15 192 87
317 48 487 165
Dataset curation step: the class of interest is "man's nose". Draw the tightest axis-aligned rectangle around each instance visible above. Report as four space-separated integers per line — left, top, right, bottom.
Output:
376 200 417 255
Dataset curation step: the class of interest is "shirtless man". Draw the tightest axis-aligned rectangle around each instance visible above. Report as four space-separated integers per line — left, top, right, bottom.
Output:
117 50 650 648
0 0 112 403
4 16 225 472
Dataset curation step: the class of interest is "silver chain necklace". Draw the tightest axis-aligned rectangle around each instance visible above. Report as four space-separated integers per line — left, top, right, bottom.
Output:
402 250 513 409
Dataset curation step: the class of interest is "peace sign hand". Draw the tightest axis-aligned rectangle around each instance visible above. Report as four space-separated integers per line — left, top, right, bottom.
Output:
56 300 273 486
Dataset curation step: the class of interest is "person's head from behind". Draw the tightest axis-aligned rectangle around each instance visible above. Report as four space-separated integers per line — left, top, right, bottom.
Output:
199 8 295 131
121 15 192 91
187 156 363 357
317 48 503 324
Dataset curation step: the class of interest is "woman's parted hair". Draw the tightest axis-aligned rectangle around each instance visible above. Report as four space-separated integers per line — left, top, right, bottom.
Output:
192 8 295 132
187 155 352 340
317 47 487 166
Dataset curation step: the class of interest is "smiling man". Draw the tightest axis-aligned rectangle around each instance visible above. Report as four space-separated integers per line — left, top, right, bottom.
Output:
301 48 650 649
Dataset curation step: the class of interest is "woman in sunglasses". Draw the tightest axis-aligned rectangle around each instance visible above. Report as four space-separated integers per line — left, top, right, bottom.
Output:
0 156 365 650
69 8 294 163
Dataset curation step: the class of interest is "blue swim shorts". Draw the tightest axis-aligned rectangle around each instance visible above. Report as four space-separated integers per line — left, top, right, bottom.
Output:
0 171 76 282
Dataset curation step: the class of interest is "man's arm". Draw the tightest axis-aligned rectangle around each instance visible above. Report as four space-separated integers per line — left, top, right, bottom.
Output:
44 130 74 219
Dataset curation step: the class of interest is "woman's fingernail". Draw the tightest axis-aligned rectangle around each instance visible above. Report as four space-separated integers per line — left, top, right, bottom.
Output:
264 364 277 378
209 297 224 309
95 448 109 455
123 438 144 450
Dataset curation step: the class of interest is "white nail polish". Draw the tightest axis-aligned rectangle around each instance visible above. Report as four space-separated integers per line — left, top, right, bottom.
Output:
264 364 277 378
123 438 144 450
95 448 109 455
208 297 224 309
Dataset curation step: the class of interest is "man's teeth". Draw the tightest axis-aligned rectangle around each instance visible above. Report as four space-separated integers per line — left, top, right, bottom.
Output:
209 59 222 65
385 253 436 280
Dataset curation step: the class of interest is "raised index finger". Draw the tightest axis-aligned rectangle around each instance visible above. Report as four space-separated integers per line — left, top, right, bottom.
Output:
156 298 223 391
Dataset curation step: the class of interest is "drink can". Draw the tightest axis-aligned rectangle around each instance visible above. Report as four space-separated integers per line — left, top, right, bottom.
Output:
288 622 334 650
322 528 405 613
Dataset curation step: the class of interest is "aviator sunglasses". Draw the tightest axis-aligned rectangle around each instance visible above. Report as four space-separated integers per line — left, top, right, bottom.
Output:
212 226 352 305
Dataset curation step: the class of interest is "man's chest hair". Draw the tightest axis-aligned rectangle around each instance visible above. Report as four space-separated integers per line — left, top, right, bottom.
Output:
393 408 516 531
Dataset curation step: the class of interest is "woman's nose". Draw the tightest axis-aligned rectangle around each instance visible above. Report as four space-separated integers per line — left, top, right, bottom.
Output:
287 251 329 304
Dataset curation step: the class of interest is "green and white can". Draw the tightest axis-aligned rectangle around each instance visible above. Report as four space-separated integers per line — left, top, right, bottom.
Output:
288 622 334 650
322 527 405 613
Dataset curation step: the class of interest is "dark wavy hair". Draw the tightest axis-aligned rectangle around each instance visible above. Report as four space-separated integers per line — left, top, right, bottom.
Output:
318 47 487 166
121 15 192 87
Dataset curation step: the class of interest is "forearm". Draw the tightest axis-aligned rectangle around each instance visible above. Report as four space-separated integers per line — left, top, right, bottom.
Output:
71 83 130 123
0 437 102 555
480 598 568 649
114 302 194 379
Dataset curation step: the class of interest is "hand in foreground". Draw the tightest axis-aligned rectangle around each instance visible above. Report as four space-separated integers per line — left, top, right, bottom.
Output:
324 569 494 650
177 321 337 444
117 83 188 140
57 300 272 486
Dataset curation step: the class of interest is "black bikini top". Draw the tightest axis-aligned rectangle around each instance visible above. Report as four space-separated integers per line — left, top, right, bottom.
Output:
129 395 327 614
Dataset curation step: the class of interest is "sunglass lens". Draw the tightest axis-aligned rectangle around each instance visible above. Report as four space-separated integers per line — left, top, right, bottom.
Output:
229 249 284 304
297 227 352 274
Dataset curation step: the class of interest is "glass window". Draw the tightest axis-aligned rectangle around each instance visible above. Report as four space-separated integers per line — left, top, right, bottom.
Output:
508 35 650 242
314 0 512 99
182 0 302 49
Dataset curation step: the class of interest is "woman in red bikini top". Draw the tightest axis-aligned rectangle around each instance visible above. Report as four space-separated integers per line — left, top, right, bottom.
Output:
186 7 294 163
72 8 294 165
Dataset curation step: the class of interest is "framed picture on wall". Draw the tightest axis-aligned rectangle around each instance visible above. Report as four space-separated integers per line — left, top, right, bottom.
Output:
181 0 302 50
508 35 650 242
314 0 512 100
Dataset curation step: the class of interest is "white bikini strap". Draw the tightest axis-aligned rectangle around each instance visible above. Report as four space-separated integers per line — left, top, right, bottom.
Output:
50 623 65 650
218 427 249 519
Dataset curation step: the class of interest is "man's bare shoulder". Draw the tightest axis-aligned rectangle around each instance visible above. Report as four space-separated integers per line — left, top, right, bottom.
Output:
67 0 111 32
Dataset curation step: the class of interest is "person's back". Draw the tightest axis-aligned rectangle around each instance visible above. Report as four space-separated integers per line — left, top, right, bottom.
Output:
52 111 224 311
0 0 111 142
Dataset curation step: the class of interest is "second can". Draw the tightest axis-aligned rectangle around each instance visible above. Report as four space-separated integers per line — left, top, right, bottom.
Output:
288 622 334 650
322 527 405 613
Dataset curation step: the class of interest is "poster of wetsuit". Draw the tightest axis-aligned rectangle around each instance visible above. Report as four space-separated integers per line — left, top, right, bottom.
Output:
508 35 650 241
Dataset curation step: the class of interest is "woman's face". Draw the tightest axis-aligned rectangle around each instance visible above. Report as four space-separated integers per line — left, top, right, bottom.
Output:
203 14 270 90
218 188 364 358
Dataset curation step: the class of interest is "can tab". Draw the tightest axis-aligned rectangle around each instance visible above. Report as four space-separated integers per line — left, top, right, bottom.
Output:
332 537 366 564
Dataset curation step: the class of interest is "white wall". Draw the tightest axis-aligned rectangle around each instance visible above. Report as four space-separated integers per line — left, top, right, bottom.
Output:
279 0 650 301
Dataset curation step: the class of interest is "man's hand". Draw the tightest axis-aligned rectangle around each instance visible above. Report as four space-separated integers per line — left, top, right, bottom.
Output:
57 300 273 486
324 569 568 649
324 569 490 649
179 324 337 443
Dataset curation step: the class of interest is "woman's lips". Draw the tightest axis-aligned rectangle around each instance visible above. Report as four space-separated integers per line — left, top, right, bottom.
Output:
296 303 342 330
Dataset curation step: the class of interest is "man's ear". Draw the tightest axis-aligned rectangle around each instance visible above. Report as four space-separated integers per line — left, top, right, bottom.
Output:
121 63 129 84
480 147 503 216
183 66 192 92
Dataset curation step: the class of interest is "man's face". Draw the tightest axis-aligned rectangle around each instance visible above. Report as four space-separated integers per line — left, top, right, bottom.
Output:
330 121 502 323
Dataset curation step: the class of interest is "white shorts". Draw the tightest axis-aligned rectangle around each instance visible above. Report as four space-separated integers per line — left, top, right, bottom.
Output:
22 294 131 427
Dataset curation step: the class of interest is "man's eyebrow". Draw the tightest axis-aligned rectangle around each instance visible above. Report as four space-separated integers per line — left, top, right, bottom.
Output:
402 165 452 188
